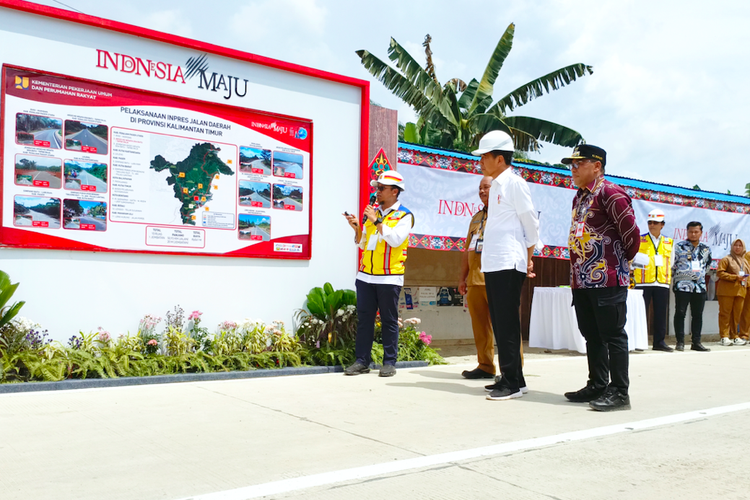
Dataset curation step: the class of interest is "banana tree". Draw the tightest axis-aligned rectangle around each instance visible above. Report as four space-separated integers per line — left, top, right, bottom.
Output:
356 24 592 153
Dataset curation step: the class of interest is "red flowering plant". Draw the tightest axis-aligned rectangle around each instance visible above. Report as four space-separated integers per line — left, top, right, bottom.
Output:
137 314 161 355
372 317 443 365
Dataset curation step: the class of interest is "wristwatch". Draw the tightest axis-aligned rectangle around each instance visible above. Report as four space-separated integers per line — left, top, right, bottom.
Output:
375 216 384 225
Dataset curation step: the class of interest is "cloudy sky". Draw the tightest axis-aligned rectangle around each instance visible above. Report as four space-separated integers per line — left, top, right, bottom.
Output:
26 0 750 195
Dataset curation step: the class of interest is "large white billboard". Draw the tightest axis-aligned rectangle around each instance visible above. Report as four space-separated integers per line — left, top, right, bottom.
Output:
0 2 367 338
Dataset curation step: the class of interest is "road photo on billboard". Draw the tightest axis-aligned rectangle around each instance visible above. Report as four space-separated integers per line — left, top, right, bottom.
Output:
239 181 271 208
63 199 107 231
64 120 109 154
13 195 61 228
238 214 271 241
272 151 303 179
240 147 272 175
64 160 108 193
14 154 62 188
15 113 62 149
272 183 303 211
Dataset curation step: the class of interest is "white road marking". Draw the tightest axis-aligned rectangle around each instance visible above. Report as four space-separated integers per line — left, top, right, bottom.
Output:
178 401 750 500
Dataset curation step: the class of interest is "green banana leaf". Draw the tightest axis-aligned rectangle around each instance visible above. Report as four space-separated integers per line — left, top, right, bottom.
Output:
502 116 584 148
489 63 593 115
469 23 515 114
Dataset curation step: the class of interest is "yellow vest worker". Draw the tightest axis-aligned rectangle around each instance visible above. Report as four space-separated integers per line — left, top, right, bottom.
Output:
634 234 673 285
342 170 414 378
359 206 413 276
633 209 674 352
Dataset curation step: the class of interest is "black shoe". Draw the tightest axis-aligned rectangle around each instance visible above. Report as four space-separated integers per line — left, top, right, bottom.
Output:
344 362 370 375
486 387 523 401
589 388 631 412
691 342 710 352
564 383 606 403
379 364 396 377
653 343 674 352
484 381 529 394
675 342 684 351
461 368 495 379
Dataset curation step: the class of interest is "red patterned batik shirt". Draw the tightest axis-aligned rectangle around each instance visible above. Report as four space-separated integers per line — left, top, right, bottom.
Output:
568 177 640 289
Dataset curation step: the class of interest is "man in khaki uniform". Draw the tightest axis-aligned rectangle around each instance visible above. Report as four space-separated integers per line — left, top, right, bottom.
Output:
458 176 495 379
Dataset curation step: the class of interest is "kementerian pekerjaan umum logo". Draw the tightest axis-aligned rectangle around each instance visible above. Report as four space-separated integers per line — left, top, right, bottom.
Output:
96 49 186 83
15 76 30 90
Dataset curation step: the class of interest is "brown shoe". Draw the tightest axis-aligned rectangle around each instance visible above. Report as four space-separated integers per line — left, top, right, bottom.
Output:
461 368 495 379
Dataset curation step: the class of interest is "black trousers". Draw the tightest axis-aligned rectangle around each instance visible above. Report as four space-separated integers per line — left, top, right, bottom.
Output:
572 287 629 394
355 279 401 366
484 269 526 392
638 286 670 346
673 290 706 343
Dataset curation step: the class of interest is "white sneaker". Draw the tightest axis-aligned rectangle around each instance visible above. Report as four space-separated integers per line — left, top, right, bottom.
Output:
733 338 747 346
719 338 732 346
485 383 529 394
486 387 523 401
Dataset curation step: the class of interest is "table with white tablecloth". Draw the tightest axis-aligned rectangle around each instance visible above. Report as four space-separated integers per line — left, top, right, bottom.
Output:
529 287 648 353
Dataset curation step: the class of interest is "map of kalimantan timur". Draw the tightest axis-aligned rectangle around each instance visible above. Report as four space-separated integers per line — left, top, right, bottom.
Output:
150 142 234 225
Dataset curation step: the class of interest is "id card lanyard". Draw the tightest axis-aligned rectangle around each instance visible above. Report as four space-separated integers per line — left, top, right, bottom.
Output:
688 246 702 273
468 210 486 253
651 235 663 267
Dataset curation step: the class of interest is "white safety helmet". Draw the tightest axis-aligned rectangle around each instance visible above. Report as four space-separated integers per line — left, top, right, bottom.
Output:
648 209 666 222
472 130 514 155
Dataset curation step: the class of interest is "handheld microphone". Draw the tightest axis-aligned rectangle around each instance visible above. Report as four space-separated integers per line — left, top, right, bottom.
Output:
362 194 376 226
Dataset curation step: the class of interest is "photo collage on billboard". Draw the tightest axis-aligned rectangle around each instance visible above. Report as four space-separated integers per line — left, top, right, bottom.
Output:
13 110 109 232
3 66 312 258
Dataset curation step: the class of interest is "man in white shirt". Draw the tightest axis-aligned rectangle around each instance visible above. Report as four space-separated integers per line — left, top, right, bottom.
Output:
472 131 540 401
342 171 414 377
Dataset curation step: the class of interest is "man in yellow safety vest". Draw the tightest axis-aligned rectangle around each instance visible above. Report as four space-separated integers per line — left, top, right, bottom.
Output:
342 171 414 377
634 209 674 351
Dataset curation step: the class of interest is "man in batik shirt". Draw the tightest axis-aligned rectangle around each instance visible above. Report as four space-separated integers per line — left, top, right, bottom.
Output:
563 145 640 412
671 221 712 352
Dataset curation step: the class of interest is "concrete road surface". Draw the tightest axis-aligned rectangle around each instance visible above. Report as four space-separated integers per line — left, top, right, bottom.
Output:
80 215 106 230
66 129 109 155
242 160 271 175
15 171 62 188
239 226 270 241
274 161 303 178
32 171 62 188
280 197 302 210
33 128 62 148
77 170 108 192
240 192 271 208
13 209 60 228
2 347 750 500
249 226 270 240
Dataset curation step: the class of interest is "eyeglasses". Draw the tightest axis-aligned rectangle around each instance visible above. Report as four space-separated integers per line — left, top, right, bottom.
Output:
568 159 593 170
647 221 662 225
376 185 392 191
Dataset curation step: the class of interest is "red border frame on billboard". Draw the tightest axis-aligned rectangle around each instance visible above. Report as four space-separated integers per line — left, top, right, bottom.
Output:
0 0 371 260
2 64 314 259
